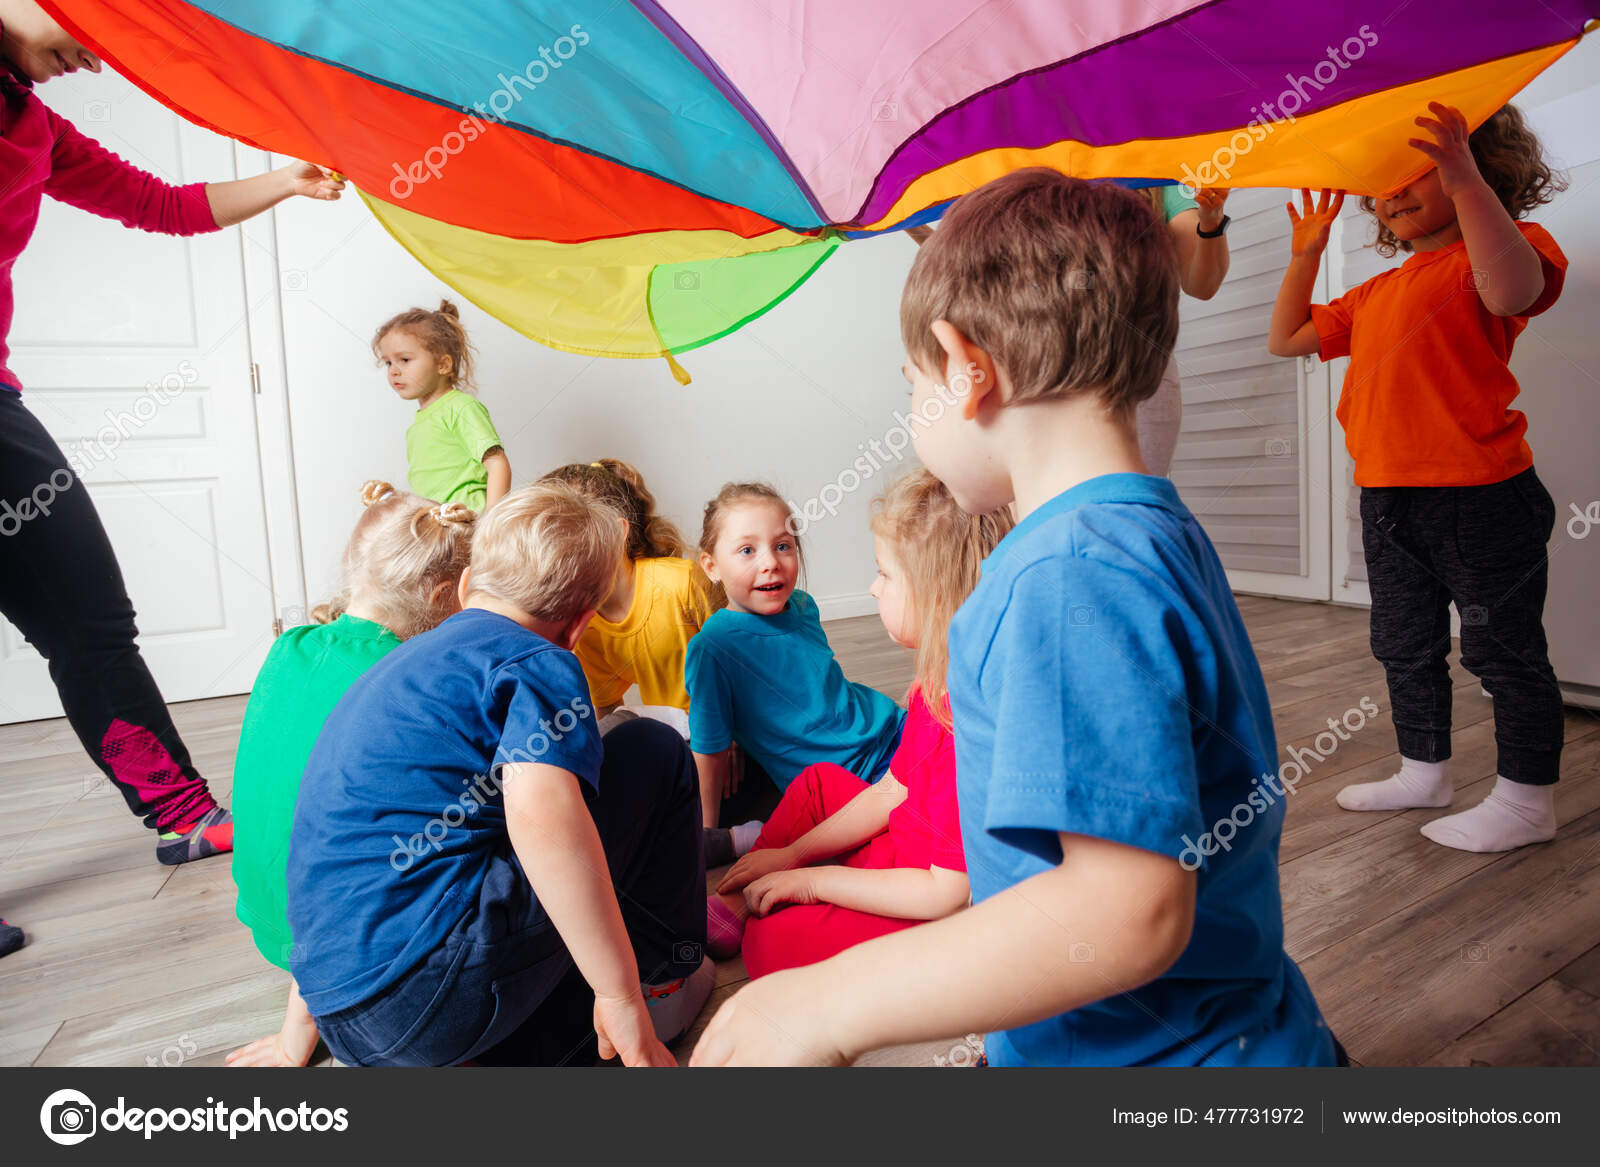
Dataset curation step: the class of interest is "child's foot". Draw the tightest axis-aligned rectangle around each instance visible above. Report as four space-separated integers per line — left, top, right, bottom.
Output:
731 820 763 857
1420 777 1556 853
1336 758 1451 812
703 820 764 868
0 918 24 959
644 955 715 1045
706 894 746 960
156 806 234 865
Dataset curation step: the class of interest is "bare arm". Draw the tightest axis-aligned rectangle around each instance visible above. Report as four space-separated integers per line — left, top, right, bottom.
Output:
1412 103 1543 316
504 761 675 1066
206 161 345 228
717 774 906 893
1168 188 1232 301
1268 189 1344 357
692 831 1195 1065
746 862 969 922
693 748 732 828
482 447 512 509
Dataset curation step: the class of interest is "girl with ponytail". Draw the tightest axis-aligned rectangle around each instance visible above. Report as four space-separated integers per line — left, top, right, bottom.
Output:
228 481 474 1066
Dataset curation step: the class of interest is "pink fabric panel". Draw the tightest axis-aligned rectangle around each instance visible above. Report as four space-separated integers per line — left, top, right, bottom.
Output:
662 0 1207 220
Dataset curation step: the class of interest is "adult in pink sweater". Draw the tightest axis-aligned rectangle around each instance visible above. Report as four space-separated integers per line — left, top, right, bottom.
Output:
0 1 342 960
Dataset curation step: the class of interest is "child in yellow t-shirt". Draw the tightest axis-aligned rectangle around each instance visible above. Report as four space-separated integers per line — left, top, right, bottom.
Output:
373 300 510 512
542 459 719 723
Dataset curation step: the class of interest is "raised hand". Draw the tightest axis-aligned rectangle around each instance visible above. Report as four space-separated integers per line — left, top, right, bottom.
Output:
1408 102 1480 198
1286 188 1345 258
1195 186 1231 232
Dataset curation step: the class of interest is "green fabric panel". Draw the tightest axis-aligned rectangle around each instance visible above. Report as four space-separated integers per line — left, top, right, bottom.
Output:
649 240 838 354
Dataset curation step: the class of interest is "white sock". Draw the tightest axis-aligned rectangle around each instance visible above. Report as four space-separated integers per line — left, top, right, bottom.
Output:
644 955 715 1045
1336 756 1452 812
730 820 764 856
1420 776 1556 853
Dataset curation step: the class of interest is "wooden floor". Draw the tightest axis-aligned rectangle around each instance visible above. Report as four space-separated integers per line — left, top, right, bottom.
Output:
3 596 1599 1068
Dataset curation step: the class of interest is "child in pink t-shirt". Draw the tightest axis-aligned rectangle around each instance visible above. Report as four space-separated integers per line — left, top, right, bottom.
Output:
707 469 1013 976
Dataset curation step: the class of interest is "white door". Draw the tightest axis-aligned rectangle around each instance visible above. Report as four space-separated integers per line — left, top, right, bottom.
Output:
1169 187 1333 600
0 69 277 724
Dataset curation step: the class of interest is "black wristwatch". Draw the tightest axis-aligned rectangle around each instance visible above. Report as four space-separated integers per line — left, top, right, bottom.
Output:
1196 215 1230 239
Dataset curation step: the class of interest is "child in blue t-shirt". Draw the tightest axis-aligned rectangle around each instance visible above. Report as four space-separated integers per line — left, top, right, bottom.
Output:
286 481 711 1067
694 170 1338 1068
685 482 906 837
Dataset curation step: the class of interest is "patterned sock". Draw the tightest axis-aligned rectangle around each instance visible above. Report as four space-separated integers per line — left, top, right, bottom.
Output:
0 918 23 959
706 895 745 960
643 956 715 1045
1420 776 1557 853
156 806 234 866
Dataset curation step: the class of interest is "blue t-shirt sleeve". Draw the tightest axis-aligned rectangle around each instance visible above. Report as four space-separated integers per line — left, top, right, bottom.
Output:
492 650 603 790
979 556 1205 864
685 631 734 755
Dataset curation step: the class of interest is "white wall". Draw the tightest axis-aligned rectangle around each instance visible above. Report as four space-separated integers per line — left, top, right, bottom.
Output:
269 189 920 619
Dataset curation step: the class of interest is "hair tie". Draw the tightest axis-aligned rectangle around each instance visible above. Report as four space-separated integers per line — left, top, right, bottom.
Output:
590 462 604 469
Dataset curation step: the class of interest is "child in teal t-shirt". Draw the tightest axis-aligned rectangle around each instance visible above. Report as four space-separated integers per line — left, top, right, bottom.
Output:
685 482 905 830
227 479 474 1067
373 300 509 512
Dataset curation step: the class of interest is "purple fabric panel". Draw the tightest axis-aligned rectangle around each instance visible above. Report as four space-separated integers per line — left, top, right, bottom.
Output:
854 0 1597 224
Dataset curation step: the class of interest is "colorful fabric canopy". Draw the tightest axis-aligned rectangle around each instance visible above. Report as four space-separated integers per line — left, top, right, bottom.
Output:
44 1 1598 376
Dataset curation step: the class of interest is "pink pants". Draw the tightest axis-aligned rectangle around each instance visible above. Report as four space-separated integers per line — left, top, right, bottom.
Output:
741 763 920 979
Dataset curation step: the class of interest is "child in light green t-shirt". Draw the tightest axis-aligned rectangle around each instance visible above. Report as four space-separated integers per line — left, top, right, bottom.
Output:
228 478 475 1066
373 299 510 511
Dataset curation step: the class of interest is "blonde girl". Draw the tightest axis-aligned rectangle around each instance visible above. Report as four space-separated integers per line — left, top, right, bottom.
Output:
228 481 474 1066
706 469 1014 971
375 300 510 511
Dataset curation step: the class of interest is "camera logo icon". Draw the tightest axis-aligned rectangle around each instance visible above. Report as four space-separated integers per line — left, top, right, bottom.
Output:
672 940 702 964
40 1089 97 1146
83 100 111 123
282 268 308 292
1068 603 1096 627
672 271 700 291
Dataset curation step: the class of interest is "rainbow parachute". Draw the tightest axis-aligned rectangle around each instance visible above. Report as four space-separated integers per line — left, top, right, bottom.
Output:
45 2 1598 379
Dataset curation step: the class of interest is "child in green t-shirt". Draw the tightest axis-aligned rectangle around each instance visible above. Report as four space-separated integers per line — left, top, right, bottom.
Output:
373 300 510 512
227 479 475 1066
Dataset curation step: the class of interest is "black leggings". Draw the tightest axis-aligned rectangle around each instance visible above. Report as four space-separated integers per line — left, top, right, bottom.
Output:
1360 467 1563 785
0 390 217 832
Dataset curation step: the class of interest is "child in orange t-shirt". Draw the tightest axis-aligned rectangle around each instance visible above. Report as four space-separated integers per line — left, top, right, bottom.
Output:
1268 103 1568 854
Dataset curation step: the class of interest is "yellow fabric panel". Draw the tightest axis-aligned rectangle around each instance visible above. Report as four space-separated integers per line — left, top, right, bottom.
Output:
859 38 1579 230
360 191 817 359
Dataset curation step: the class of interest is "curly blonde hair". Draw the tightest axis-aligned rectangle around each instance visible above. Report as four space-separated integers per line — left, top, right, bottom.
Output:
871 468 1013 727
314 480 475 638
1362 105 1567 257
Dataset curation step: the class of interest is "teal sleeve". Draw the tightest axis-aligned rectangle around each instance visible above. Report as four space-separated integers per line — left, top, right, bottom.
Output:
1161 184 1199 222
450 395 504 462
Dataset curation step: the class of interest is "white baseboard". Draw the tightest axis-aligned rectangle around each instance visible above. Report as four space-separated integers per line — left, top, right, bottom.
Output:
814 592 879 622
